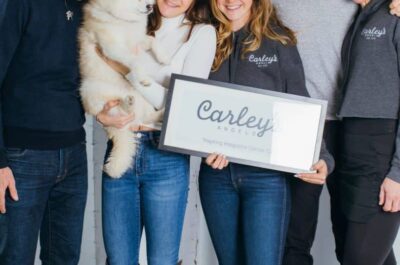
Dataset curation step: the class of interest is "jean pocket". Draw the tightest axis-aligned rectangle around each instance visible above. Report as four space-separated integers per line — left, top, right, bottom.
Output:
6 148 27 159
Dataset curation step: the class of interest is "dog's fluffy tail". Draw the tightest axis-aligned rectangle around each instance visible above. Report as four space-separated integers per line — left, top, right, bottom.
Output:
104 128 136 178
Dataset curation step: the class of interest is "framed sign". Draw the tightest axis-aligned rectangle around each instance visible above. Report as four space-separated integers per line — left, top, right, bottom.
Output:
159 74 327 174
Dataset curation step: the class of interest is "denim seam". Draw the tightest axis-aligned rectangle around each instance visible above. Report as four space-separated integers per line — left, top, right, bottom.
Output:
277 179 288 264
48 201 53 265
135 184 141 265
229 165 239 191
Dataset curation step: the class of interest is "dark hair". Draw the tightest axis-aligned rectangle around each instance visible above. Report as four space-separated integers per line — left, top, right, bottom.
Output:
147 0 212 41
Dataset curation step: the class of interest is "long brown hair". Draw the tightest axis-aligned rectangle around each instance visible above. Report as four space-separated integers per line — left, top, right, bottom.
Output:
211 0 296 71
147 0 211 40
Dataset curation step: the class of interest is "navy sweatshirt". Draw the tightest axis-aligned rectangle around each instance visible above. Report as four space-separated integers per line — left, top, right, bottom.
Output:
0 0 86 168
210 27 335 173
339 0 400 182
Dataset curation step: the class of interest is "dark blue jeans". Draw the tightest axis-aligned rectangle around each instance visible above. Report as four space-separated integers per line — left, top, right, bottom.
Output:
199 163 290 265
0 214 6 255
102 131 189 265
0 143 88 265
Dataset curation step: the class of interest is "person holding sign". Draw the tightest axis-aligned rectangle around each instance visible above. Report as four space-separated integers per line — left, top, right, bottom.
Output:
197 0 334 264
337 0 400 264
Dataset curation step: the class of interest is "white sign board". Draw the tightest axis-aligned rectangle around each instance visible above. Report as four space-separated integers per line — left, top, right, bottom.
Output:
160 74 327 173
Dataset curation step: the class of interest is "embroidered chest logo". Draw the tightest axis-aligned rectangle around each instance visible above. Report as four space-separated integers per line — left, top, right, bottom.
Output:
361 27 386 40
248 54 278 68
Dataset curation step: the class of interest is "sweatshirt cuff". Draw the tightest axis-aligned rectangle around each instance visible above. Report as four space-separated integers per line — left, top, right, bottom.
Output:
0 149 8 169
386 166 400 183
320 152 335 175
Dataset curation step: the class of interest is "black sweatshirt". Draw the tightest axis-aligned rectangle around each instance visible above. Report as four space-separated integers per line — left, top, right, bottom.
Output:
339 0 400 182
0 0 86 168
210 27 335 173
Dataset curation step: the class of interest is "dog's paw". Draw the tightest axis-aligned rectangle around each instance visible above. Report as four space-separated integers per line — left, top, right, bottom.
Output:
125 95 135 106
119 95 135 113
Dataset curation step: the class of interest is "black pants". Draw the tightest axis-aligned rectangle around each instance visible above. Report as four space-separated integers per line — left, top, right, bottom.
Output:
283 121 346 265
342 211 399 265
339 118 400 265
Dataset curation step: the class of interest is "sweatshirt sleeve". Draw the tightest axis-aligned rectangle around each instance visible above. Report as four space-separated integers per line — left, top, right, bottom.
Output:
386 20 400 183
130 25 217 110
279 43 335 174
0 0 29 169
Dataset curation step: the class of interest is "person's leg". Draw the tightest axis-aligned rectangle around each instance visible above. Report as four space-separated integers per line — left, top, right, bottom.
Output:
0 148 58 265
239 166 290 265
139 134 190 265
342 211 400 265
325 121 348 263
283 178 322 265
102 141 141 265
283 121 340 265
0 214 6 255
199 163 242 265
39 143 88 265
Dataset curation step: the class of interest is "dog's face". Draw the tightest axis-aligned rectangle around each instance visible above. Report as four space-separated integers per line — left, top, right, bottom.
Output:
94 0 155 21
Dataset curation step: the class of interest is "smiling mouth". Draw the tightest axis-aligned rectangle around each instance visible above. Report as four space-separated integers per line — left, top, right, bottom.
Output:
165 0 179 8
225 5 241 10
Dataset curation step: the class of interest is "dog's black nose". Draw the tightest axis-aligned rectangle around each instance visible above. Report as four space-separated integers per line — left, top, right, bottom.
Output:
146 4 153 11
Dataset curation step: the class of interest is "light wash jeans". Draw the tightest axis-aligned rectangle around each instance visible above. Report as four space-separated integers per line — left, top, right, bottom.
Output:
102 131 190 265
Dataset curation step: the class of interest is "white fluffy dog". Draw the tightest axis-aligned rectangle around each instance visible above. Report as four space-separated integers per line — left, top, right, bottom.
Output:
79 0 166 178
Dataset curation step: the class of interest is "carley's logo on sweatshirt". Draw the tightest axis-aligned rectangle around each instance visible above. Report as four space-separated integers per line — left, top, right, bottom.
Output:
248 54 278 68
361 27 386 40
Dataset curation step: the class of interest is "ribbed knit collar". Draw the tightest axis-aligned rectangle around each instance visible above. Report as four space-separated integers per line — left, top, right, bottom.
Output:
159 14 186 31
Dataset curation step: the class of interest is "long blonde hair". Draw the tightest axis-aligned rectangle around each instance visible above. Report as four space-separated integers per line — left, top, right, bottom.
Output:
211 0 297 71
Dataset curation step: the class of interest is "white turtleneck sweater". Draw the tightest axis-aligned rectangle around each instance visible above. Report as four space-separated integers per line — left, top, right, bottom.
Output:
127 15 216 129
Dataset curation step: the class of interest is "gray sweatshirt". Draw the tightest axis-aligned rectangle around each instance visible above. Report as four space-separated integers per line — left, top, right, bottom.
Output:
339 0 400 182
209 27 335 174
273 0 358 120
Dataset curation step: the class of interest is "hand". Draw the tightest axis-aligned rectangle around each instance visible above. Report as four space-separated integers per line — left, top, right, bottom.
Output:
96 100 135 129
296 160 328 185
379 177 400 212
390 0 400 16
0 167 18 214
205 153 229 170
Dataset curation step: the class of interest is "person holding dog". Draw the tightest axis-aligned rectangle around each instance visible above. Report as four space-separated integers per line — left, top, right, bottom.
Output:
195 0 334 264
95 0 216 264
0 0 88 264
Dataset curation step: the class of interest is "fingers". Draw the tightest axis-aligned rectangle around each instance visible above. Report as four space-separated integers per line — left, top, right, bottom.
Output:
0 187 5 214
296 160 328 185
205 153 218 166
8 176 19 202
383 196 394 212
297 175 325 185
379 186 385 206
391 199 400 213
205 153 229 169
103 100 120 111
115 113 135 128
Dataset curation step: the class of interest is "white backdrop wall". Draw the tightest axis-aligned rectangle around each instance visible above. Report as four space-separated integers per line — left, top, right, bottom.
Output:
34 118 400 265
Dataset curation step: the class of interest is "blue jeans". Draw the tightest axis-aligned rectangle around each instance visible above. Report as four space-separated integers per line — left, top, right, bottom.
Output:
0 143 88 265
199 163 290 265
0 214 6 255
102 131 189 265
